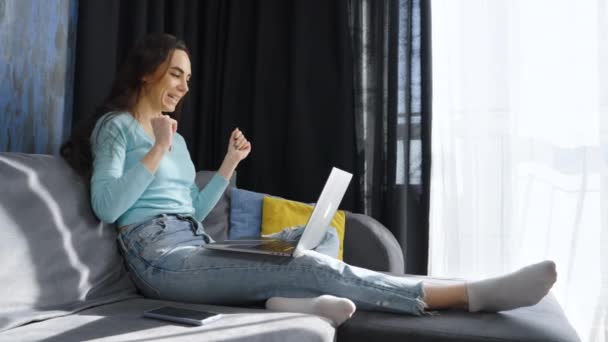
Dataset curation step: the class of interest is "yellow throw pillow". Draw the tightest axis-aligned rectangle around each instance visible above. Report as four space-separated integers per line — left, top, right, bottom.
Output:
261 196 346 260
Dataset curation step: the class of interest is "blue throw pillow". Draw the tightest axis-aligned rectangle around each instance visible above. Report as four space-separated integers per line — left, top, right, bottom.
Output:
229 188 265 239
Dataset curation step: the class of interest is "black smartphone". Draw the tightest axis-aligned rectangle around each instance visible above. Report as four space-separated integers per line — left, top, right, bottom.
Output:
143 306 223 326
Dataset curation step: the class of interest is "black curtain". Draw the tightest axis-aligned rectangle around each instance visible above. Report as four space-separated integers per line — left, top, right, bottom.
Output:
348 0 432 274
73 0 358 210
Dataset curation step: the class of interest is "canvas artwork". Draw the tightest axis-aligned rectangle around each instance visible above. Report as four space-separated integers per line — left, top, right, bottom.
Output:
0 0 77 153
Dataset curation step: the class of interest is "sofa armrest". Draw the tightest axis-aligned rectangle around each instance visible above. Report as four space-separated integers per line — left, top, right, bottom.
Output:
342 212 404 273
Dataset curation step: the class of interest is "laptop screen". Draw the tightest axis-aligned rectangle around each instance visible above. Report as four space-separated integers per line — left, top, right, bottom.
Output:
296 167 352 253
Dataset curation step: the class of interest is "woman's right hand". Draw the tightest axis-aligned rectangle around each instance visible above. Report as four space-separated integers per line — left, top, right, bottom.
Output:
151 115 178 151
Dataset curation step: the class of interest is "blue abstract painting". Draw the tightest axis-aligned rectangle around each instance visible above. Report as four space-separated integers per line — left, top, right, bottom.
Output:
0 0 77 154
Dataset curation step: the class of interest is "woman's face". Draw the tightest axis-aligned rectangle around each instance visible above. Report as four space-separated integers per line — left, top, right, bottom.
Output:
142 49 191 113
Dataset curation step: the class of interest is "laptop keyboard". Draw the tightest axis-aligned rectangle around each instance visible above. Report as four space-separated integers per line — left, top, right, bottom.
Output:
262 240 296 252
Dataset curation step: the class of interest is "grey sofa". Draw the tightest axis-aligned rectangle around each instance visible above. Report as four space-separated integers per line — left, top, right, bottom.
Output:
0 152 580 342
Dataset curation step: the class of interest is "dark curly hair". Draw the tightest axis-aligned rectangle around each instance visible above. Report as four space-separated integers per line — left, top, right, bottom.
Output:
60 33 190 181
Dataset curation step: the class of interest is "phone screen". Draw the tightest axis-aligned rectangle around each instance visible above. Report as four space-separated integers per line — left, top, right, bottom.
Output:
147 306 219 320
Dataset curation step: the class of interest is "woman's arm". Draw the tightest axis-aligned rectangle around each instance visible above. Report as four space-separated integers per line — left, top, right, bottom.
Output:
217 128 250 181
189 174 229 222
189 128 251 222
90 119 158 224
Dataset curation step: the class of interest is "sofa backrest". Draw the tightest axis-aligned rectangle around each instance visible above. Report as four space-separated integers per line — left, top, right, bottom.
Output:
0 152 139 331
0 153 235 332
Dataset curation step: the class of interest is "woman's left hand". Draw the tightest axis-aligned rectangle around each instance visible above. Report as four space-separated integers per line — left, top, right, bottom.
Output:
226 128 251 163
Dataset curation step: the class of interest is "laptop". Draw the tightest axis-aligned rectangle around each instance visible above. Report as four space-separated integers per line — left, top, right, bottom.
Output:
204 167 353 257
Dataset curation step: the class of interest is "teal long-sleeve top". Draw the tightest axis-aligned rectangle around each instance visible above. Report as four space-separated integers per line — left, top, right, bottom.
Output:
90 111 229 227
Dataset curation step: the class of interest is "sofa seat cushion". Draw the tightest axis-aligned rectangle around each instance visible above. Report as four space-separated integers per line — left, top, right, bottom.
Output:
338 275 580 342
0 298 335 342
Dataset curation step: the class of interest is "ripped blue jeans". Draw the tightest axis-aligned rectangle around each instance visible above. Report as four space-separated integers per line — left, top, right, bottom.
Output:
116 213 425 314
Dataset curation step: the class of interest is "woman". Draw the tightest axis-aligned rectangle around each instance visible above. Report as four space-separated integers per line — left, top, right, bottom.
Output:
61 33 557 327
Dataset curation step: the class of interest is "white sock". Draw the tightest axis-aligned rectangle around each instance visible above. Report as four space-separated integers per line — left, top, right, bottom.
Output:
466 260 558 312
265 295 356 326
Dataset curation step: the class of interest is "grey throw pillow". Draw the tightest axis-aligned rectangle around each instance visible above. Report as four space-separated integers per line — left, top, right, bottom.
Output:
195 170 236 241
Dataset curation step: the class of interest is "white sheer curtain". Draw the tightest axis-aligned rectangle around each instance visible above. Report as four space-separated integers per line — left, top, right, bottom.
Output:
430 1 607 341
